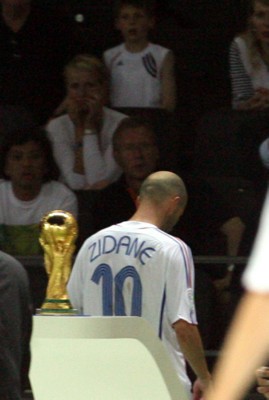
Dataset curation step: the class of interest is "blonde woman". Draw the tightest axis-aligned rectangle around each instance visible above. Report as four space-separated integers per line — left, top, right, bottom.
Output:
230 0 269 110
47 55 127 191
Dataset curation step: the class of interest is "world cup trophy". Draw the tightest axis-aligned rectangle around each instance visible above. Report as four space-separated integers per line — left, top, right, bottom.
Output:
38 210 78 315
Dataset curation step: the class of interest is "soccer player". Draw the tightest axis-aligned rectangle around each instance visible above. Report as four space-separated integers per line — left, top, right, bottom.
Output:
68 170 211 398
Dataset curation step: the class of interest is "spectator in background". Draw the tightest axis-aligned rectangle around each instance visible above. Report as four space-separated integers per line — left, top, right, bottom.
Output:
0 128 77 256
47 54 127 191
0 0 79 124
103 0 176 111
230 0 269 110
0 250 32 400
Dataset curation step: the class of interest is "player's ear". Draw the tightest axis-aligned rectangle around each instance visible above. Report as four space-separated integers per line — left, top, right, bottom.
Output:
171 196 180 209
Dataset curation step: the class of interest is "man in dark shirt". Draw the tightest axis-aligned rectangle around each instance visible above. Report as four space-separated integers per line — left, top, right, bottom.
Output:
0 250 32 400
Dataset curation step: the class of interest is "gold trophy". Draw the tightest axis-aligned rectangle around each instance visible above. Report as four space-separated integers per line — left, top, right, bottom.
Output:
38 210 78 315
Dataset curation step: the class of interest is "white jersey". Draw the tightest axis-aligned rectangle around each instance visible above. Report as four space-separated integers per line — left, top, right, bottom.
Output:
103 42 170 108
242 190 269 292
68 221 197 394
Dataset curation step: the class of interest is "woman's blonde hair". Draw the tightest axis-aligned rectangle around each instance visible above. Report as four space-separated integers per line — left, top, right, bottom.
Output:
64 54 109 86
241 0 269 70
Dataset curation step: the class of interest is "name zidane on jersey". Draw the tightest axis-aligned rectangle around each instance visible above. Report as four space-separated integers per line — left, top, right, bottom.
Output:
88 235 156 265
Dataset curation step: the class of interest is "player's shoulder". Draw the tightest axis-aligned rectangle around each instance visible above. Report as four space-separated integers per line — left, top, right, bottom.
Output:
154 228 190 251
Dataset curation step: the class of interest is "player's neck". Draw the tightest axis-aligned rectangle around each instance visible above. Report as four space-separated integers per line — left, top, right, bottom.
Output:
130 206 162 228
124 39 149 53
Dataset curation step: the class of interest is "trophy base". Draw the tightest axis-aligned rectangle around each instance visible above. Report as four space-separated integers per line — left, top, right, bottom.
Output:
36 298 79 316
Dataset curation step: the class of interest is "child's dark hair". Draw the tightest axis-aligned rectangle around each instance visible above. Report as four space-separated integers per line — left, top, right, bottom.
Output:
0 127 60 182
114 0 156 18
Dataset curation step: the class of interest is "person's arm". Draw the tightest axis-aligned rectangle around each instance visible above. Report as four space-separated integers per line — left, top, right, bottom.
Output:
214 216 245 293
259 138 269 170
160 50 177 112
173 319 211 392
206 291 269 400
82 133 120 186
46 119 86 190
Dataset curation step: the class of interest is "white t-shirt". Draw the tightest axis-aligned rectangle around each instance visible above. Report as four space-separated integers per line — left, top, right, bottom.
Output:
242 190 269 292
0 180 77 255
104 43 170 108
46 107 126 190
68 221 197 394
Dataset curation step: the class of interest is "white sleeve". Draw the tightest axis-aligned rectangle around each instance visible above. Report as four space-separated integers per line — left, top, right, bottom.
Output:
166 244 197 325
259 138 269 169
67 245 86 314
242 190 269 292
47 120 86 190
83 134 121 185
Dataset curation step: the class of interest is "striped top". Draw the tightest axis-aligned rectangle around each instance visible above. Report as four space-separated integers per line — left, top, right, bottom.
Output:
229 36 269 108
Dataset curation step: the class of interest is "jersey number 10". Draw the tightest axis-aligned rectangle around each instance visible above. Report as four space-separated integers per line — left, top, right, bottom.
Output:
91 263 142 316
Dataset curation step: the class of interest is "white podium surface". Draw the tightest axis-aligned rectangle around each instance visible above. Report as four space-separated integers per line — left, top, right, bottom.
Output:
30 316 189 400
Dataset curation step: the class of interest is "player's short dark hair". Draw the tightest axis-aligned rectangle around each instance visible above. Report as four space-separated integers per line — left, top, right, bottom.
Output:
114 0 156 18
0 127 60 182
112 116 156 150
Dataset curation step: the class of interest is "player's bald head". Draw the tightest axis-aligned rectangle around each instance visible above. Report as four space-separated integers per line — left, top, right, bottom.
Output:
139 171 188 210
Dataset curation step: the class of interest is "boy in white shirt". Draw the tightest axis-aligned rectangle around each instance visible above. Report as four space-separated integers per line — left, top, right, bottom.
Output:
103 0 176 111
0 128 77 256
